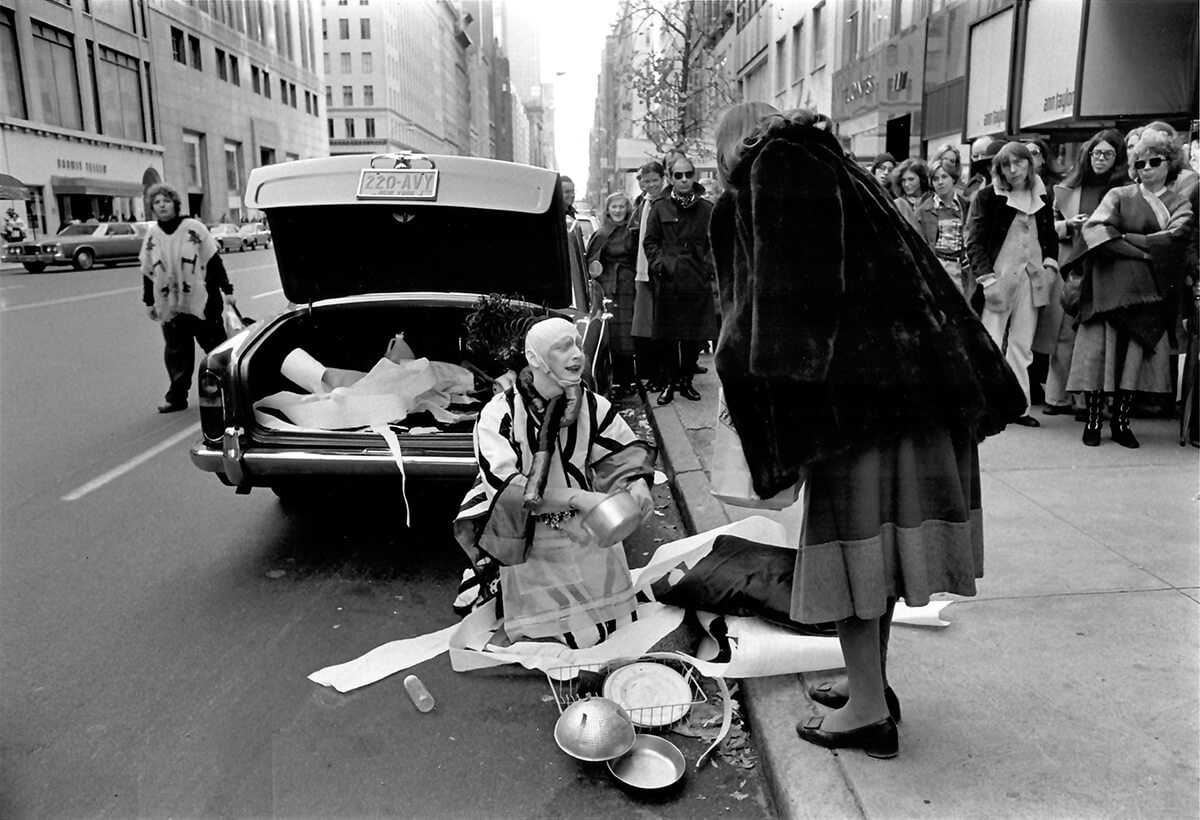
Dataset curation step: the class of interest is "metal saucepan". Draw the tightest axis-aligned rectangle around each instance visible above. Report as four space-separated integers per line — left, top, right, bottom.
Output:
580 490 643 548
606 734 687 792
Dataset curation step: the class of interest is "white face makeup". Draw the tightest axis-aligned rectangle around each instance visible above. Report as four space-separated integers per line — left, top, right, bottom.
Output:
542 331 586 386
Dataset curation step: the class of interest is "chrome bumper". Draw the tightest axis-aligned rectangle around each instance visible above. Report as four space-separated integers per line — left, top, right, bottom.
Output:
189 442 478 483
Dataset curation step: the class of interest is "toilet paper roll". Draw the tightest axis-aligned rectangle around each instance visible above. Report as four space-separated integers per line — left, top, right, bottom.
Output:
281 348 330 395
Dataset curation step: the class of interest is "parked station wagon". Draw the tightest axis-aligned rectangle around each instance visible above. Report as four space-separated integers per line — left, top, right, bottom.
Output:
189 153 611 500
2 221 148 272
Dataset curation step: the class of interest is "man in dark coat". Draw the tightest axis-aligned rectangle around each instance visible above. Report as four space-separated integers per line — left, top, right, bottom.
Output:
643 156 719 404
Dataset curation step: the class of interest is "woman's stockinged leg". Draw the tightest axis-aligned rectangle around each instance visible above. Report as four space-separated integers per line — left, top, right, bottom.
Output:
821 615 889 732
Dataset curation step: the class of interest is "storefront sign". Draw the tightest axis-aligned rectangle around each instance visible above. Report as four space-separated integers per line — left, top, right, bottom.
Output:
964 7 1014 140
843 75 876 104
1019 0 1084 129
56 158 109 175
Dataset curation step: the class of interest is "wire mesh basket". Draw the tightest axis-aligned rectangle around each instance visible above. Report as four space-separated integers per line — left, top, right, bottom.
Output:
545 653 708 731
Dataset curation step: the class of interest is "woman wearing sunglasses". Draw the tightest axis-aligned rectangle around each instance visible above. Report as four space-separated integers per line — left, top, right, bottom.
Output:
642 156 719 404
1066 129 1195 447
1042 130 1130 420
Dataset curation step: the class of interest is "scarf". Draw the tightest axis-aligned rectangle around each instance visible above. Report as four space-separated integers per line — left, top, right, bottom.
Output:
671 189 698 209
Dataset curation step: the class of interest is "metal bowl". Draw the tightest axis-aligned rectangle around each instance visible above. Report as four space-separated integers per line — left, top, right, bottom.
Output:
606 734 687 791
553 697 636 762
580 491 643 548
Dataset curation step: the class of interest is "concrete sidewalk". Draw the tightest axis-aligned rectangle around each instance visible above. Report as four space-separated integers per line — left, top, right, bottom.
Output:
646 352 1199 820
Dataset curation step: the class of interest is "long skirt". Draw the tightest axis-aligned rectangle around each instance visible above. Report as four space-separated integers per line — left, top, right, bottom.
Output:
790 422 984 624
500 523 637 647
1066 319 1171 394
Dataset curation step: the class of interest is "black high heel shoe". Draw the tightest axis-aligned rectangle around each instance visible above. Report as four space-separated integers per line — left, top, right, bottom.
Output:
808 683 901 723
656 384 675 405
796 715 898 758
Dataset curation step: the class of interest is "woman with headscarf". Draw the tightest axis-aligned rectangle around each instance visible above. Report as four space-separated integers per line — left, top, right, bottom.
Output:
1041 129 1130 419
452 318 656 646
586 191 638 395
1066 130 1195 447
965 142 1061 428
643 155 719 405
710 104 1024 759
140 182 235 413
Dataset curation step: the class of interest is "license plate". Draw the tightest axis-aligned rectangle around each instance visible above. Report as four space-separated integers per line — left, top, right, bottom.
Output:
356 169 439 200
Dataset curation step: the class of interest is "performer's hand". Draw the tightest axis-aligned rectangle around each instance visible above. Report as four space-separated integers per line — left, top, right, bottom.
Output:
146 305 158 321
223 293 237 308
568 491 608 513
627 480 654 522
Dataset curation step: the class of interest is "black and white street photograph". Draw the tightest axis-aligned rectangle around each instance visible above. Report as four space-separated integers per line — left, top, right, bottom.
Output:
0 0 1196 818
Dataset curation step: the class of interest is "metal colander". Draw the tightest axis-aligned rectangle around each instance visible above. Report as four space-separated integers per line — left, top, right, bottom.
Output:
552 697 636 762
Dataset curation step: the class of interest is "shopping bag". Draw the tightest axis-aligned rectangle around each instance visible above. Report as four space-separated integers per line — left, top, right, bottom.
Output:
710 387 802 510
221 296 254 338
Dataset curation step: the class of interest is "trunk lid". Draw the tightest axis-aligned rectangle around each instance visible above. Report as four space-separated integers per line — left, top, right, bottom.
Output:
245 154 572 306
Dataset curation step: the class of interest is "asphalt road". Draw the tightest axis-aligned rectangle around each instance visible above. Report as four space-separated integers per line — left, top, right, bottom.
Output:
0 253 774 819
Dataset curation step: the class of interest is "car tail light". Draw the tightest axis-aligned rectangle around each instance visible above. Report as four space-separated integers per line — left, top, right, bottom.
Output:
197 369 224 441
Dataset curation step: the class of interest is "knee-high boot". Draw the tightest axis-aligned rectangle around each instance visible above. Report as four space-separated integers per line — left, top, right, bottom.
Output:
1110 390 1139 448
1082 391 1104 447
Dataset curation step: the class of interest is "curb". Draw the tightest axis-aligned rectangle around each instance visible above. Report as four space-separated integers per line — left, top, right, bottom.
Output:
640 391 862 820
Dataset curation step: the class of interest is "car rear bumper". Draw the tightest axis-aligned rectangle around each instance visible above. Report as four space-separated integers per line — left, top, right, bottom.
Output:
189 441 478 484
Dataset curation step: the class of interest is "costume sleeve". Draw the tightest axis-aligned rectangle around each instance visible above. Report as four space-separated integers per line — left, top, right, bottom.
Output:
746 138 844 380
586 392 655 493
470 394 533 565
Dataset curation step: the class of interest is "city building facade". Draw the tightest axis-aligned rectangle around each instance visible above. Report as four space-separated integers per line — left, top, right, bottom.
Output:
0 0 326 235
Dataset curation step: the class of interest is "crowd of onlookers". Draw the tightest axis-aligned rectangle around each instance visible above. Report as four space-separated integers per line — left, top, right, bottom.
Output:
578 113 1198 446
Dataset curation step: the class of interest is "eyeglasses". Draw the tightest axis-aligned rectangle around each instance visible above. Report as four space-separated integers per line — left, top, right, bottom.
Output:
1090 149 1116 160
1133 157 1166 170
672 170 695 179
1025 145 1041 156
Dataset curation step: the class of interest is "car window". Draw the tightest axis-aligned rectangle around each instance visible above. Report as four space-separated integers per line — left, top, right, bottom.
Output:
111 224 133 235
59 225 98 236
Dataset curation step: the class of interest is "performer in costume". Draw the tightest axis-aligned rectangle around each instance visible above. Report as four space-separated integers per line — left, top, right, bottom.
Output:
453 318 656 648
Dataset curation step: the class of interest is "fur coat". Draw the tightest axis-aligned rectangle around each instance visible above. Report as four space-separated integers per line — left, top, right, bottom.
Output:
710 119 1025 498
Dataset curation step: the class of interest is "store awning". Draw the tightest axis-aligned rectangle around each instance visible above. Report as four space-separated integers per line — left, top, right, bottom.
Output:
0 172 30 200
50 176 146 197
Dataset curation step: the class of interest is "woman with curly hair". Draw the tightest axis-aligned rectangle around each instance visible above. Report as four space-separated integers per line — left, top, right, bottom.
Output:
1041 130 1130 418
1066 129 1195 446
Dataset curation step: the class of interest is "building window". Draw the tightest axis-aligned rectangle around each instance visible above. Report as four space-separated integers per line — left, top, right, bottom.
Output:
361 52 372 72
289 83 297 108
323 52 330 74
97 45 145 141
216 47 227 81
327 117 334 138
791 22 805 82
1 10 28 119
183 131 203 188
31 21 83 130
188 34 202 69
263 69 271 98
340 51 351 73
230 54 240 85
365 117 375 138
844 9 859 65
342 85 353 105
225 140 244 195
363 84 373 105
360 18 370 39
251 65 260 93
345 117 355 138
322 19 327 40
280 77 287 102
812 3 826 67
338 18 349 39
171 27 185 63
304 90 311 114
775 38 786 94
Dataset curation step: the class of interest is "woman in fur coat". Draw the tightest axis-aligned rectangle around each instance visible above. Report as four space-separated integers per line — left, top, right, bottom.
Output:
710 104 1024 759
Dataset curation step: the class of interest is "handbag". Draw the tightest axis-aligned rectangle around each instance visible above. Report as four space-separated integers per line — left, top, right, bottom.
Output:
710 387 802 510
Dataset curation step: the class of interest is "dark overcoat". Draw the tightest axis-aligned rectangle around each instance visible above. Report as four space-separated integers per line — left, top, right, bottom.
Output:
710 119 1025 498
643 194 719 340
586 220 637 356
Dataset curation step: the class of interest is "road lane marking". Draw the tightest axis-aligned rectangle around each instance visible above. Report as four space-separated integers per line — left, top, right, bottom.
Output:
0 283 27 291
251 288 283 299
62 423 202 501
0 286 140 313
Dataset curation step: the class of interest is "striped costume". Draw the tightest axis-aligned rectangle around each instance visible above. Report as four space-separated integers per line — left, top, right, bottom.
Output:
454 384 655 647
